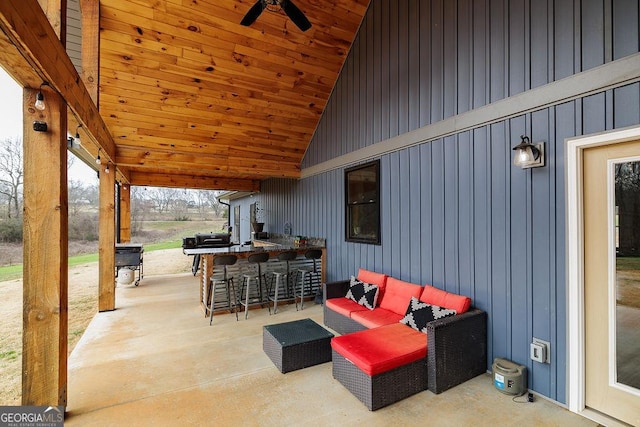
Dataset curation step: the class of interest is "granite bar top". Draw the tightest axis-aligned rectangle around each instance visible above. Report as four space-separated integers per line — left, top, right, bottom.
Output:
182 240 324 256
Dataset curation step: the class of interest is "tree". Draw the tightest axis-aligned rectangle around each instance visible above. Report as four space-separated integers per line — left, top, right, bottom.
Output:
146 187 181 213
0 136 23 219
68 179 91 216
616 161 640 256
196 189 222 218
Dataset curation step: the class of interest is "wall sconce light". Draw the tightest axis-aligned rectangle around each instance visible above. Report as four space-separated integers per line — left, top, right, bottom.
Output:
34 82 49 111
512 135 545 169
32 121 48 132
96 148 102 165
71 125 82 149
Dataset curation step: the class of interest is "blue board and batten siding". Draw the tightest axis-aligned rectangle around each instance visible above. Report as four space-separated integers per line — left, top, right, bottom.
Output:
241 0 640 404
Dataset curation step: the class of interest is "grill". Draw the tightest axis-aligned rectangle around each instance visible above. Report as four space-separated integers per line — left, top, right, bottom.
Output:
183 233 234 275
115 243 144 286
183 233 232 249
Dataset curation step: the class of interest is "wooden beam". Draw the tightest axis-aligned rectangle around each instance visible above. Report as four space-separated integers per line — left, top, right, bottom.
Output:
128 171 261 192
98 162 116 311
0 30 41 87
0 0 116 163
119 184 131 243
115 149 302 180
22 86 68 407
79 0 99 104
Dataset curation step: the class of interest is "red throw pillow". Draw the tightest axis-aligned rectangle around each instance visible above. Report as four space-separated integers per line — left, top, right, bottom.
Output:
378 277 422 315
420 285 471 314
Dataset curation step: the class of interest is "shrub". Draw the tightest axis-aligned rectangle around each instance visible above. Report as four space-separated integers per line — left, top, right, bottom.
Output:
68 214 98 241
0 218 22 242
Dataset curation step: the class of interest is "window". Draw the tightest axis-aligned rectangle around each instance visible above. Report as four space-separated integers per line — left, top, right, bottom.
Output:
345 160 380 244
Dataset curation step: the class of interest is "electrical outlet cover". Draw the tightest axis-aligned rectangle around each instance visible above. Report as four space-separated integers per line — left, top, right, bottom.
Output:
532 338 551 363
530 342 545 363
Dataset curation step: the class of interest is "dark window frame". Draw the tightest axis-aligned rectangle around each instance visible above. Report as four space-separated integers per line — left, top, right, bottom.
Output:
345 160 381 245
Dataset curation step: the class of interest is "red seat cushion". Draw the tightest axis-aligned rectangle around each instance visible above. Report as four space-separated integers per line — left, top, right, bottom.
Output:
378 277 423 315
325 297 369 317
420 285 471 314
331 323 427 376
351 307 403 329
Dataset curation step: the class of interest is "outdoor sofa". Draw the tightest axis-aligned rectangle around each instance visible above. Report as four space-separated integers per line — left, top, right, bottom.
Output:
324 269 487 410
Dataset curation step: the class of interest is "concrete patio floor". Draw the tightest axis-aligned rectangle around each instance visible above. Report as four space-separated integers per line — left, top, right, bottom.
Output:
65 273 598 426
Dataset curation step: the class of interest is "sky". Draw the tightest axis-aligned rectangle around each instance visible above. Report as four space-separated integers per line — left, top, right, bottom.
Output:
0 67 97 185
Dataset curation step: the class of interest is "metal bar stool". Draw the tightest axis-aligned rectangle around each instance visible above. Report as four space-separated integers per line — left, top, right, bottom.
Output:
240 252 270 319
209 254 238 325
295 249 322 311
269 250 298 314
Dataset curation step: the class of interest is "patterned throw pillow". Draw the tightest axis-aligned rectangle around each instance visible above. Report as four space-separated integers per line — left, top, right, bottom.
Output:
346 276 379 310
400 297 457 333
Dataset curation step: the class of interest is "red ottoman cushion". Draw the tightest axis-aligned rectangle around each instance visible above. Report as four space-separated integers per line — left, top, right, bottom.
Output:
331 323 427 376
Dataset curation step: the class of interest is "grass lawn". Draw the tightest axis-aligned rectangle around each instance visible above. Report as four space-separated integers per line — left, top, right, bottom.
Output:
617 256 640 309
0 218 226 282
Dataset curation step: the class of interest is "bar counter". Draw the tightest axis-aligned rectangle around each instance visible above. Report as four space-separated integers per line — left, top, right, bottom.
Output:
184 239 326 316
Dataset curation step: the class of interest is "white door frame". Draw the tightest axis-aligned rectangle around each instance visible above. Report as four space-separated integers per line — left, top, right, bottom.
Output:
566 124 640 420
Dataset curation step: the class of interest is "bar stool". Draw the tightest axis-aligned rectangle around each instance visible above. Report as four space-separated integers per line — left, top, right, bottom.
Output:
269 250 298 314
239 252 270 319
295 249 322 311
209 254 238 325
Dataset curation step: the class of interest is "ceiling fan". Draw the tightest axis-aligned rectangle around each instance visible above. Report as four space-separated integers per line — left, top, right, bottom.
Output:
240 0 312 32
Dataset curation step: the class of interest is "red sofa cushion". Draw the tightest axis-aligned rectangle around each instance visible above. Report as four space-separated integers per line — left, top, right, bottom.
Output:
331 323 427 376
357 268 388 288
420 285 471 314
357 269 388 302
378 277 423 315
325 297 370 317
351 307 403 329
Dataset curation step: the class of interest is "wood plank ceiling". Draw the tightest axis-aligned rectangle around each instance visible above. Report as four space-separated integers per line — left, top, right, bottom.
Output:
98 0 370 190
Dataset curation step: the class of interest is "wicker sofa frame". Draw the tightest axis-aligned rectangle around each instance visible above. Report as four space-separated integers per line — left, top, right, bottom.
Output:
324 279 487 395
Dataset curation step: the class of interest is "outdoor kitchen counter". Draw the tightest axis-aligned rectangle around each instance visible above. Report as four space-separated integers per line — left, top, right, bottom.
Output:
185 239 326 316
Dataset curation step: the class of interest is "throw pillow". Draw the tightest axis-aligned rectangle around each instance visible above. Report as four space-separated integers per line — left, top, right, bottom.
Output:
346 276 379 310
400 297 457 333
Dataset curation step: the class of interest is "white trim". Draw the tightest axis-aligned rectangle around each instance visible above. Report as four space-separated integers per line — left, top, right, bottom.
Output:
565 125 640 416
607 160 617 389
303 53 640 178
578 408 632 427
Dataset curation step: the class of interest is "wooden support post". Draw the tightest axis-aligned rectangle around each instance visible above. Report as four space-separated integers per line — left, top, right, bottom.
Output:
22 85 69 407
119 184 131 243
98 162 116 311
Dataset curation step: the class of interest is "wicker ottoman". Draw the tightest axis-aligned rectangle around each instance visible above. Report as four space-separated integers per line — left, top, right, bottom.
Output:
330 323 428 410
263 318 334 373
332 350 427 410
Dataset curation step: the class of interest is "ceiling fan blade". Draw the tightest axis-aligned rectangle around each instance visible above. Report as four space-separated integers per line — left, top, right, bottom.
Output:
240 0 265 26
281 0 312 31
